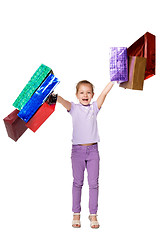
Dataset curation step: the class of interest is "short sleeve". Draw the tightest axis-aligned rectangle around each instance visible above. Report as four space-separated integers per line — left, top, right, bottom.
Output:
93 101 101 115
67 102 75 115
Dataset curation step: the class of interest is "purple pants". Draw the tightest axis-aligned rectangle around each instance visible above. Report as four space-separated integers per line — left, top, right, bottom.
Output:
71 144 100 214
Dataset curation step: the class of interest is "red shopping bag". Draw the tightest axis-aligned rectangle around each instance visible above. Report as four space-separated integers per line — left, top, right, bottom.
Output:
127 32 156 80
26 102 56 132
3 109 28 141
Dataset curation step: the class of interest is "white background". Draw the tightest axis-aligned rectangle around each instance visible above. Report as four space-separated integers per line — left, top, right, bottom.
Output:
0 0 160 239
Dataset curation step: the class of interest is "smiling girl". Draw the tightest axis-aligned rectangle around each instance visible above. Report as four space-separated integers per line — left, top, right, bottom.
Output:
57 80 114 228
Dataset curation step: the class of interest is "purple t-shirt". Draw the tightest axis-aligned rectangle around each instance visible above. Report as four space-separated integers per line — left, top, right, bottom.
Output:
68 101 100 145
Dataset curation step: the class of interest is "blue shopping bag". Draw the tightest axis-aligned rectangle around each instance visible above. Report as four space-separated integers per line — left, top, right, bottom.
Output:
18 73 59 122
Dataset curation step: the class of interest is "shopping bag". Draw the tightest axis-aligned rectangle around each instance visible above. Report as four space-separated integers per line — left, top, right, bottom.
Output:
127 32 155 79
3 109 27 141
109 47 128 83
18 73 59 122
13 64 52 110
26 102 56 132
120 56 146 90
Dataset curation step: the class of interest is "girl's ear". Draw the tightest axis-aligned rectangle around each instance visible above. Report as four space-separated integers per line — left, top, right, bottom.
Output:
92 92 94 98
76 93 78 99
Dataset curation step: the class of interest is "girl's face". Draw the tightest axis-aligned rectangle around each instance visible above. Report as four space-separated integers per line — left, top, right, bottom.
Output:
76 84 94 105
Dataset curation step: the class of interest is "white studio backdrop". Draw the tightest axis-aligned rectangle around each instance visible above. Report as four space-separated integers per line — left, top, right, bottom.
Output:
0 0 160 239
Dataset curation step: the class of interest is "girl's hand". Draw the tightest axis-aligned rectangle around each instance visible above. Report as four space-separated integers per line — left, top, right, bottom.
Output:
46 93 58 105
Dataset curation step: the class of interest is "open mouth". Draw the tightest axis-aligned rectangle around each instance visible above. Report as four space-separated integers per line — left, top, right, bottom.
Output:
82 98 88 102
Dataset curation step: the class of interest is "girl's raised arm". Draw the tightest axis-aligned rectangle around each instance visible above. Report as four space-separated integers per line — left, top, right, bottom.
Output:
57 95 71 111
97 82 114 109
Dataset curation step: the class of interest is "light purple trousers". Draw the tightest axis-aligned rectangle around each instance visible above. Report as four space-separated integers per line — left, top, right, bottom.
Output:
71 144 100 214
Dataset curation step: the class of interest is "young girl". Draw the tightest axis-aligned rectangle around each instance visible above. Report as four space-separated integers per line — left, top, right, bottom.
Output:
57 80 114 228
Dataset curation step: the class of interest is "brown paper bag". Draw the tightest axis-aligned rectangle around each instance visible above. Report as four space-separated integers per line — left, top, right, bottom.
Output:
119 56 146 90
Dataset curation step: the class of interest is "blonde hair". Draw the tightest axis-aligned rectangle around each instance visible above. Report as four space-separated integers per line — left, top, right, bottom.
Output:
76 80 94 94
